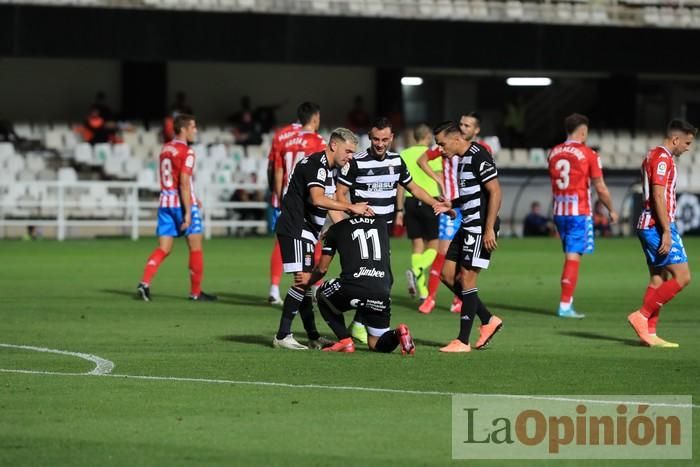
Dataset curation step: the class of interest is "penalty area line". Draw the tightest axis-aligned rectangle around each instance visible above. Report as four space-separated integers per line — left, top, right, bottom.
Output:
0 368 697 410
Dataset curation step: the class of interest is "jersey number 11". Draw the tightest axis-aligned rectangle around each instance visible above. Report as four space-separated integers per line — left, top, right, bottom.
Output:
352 228 381 260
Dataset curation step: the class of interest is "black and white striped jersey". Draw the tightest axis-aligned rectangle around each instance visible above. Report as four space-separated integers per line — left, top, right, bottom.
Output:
336 148 412 223
454 142 500 234
276 151 336 243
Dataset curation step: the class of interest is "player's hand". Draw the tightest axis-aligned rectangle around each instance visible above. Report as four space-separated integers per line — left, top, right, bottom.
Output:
349 203 374 217
658 230 672 256
432 201 451 216
609 210 619 224
483 228 498 252
446 209 457 220
180 212 191 232
395 211 404 227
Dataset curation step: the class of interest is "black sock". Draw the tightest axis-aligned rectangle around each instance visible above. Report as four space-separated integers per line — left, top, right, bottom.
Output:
318 296 350 340
299 289 320 341
458 288 478 344
373 329 399 353
476 297 492 324
276 286 305 340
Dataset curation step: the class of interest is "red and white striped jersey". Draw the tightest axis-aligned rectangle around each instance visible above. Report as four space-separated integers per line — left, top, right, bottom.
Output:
426 146 459 201
268 123 302 207
158 139 198 208
548 140 603 216
275 130 326 197
637 146 677 229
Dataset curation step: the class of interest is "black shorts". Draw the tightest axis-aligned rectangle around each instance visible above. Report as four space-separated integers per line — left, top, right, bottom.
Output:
445 228 496 270
277 234 315 273
316 279 391 336
404 197 439 240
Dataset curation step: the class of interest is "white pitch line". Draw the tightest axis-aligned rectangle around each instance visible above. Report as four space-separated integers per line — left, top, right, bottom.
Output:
0 343 114 375
0 367 697 410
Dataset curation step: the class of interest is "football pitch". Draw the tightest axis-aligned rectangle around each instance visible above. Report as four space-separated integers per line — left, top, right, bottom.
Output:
0 236 698 466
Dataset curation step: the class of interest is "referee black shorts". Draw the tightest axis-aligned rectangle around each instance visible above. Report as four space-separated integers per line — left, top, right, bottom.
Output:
277 234 315 273
445 228 497 270
316 279 392 337
404 197 439 241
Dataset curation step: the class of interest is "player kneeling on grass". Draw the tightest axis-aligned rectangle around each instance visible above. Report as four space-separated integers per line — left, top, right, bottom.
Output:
310 216 415 355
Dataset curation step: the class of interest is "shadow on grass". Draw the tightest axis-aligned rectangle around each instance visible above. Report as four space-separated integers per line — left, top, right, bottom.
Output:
219 334 272 347
412 337 445 348
486 302 553 317
215 292 276 309
99 288 184 301
559 331 640 346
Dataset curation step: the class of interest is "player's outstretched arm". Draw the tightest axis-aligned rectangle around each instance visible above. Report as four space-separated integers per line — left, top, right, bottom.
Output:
651 184 672 255
309 254 333 286
310 186 374 216
417 152 445 196
592 177 618 224
482 178 502 252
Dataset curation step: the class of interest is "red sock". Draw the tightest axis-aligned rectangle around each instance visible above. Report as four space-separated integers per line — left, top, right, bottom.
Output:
560 259 580 304
427 253 446 299
640 279 682 319
643 286 659 334
141 248 168 285
313 242 323 287
270 241 282 287
189 250 204 296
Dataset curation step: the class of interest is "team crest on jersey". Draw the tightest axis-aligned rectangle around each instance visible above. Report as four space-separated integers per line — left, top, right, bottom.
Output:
388 165 394 175
657 161 667 176
304 253 312 267
341 163 350 176
317 168 327 181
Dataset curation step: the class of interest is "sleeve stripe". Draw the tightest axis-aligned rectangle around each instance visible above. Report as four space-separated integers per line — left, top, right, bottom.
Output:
307 182 325 188
337 177 352 186
481 173 498 183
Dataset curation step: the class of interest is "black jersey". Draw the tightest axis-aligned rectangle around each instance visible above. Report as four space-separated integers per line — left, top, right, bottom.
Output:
276 151 336 242
454 142 500 234
321 216 393 294
336 148 412 224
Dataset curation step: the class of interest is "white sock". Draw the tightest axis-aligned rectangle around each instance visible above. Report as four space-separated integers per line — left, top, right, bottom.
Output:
559 300 572 311
269 284 280 298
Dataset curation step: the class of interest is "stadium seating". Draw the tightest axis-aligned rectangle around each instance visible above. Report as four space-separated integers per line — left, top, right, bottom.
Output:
6 0 700 29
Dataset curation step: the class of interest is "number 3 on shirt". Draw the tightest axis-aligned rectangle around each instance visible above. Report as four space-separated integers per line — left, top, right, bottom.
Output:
161 158 174 188
555 159 570 189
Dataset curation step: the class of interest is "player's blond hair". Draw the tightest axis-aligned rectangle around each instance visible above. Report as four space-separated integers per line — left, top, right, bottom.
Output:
329 127 358 146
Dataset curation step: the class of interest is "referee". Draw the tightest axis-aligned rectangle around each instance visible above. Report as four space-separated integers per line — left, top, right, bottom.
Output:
398 124 443 304
336 117 447 342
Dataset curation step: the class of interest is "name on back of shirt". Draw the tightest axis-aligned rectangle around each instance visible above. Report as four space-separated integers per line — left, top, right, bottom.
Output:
550 145 586 160
349 217 376 225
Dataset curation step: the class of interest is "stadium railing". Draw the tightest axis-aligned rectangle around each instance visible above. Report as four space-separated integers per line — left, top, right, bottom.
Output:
0 180 268 240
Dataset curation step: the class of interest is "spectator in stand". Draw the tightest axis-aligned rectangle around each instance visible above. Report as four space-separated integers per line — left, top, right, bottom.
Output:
230 96 263 145
593 200 613 237
80 106 117 145
523 201 553 237
346 95 371 135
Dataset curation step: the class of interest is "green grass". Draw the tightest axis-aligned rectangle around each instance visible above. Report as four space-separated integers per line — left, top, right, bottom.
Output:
0 236 698 466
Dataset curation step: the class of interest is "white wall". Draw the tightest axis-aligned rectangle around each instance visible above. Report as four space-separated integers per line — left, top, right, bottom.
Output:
0 58 121 122
167 62 375 127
